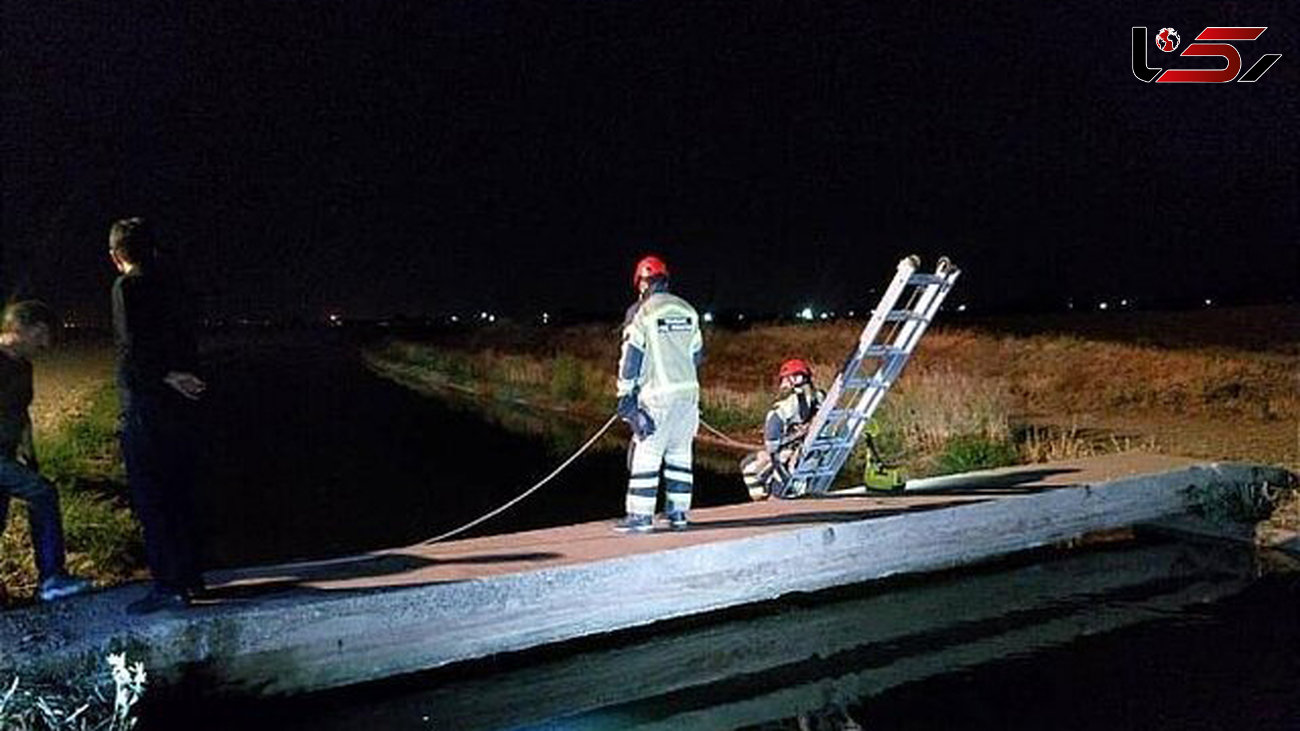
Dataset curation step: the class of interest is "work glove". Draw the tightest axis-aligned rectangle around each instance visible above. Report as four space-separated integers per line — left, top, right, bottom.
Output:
617 393 656 439
768 453 791 492
629 409 656 439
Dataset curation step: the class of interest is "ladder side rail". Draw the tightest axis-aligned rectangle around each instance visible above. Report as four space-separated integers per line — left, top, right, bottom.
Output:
844 278 941 423
891 269 960 356
862 269 962 418
794 257 918 463
807 271 963 493
851 275 959 426
881 271 961 390
883 275 948 360
807 378 892 493
804 352 901 493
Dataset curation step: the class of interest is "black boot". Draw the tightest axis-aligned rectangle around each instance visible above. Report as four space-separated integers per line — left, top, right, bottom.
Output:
126 587 191 615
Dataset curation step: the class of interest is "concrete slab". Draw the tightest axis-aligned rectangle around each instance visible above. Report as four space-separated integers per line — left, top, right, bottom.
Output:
206 452 1200 592
310 540 1257 731
0 454 1290 698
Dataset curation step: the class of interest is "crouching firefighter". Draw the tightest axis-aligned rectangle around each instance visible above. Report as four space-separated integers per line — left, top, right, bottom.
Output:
614 255 704 533
741 359 825 500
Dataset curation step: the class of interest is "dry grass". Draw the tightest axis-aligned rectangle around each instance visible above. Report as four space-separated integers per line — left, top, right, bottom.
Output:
371 308 1300 475
1 344 140 606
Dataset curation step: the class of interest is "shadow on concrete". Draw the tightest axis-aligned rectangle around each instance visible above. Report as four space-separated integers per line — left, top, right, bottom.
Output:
904 467 1081 494
204 551 563 600
691 503 962 531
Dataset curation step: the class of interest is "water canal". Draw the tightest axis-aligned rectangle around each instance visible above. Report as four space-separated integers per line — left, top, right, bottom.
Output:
147 335 1297 729
193 334 744 568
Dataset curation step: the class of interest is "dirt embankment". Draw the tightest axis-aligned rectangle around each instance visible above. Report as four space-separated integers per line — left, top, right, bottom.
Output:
374 306 1300 471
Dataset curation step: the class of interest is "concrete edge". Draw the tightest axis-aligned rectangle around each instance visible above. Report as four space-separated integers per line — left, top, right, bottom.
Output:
2 460 1291 695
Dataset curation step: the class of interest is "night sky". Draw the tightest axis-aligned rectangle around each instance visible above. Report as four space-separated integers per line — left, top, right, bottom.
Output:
3 1 1296 323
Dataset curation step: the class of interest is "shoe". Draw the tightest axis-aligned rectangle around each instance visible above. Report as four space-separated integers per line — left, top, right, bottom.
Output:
39 574 93 602
667 512 689 531
612 515 654 534
127 588 191 615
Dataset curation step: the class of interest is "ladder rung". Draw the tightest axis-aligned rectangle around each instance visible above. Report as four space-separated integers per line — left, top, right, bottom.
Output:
820 409 866 425
802 439 852 453
908 273 947 286
884 310 929 323
844 376 889 389
791 463 839 476
864 345 907 358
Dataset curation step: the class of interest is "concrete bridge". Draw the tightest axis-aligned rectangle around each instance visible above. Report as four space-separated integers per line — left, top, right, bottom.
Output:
1 453 1293 698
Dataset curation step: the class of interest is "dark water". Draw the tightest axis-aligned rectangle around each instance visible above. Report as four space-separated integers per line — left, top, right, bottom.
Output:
194 336 745 567
156 338 1298 730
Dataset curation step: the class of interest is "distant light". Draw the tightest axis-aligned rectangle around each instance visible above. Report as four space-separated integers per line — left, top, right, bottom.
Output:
450 315 459 323
1120 299 1129 307
737 313 745 321
956 304 967 313
819 312 829 320
847 310 855 318
541 312 550 324
1067 300 1075 311
488 314 496 323
798 307 814 321
1099 302 1109 311
480 311 489 320
702 312 714 323
1204 298 1213 306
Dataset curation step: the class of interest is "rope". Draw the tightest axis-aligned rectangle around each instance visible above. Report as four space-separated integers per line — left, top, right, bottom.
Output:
420 413 761 547
421 413 620 545
698 418 765 451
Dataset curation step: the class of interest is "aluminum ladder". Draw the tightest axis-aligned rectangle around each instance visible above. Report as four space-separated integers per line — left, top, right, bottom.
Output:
780 255 961 497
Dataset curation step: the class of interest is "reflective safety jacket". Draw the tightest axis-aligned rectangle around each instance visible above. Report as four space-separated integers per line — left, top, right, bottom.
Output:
617 292 703 404
763 384 825 453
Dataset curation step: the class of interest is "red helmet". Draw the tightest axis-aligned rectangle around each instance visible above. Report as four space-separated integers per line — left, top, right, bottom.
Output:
778 358 813 383
632 255 669 288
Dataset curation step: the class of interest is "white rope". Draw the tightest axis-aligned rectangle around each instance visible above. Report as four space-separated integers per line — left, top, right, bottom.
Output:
699 418 764 451
421 413 621 545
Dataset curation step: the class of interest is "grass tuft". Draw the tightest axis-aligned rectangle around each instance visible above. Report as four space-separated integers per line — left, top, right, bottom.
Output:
935 435 1021 475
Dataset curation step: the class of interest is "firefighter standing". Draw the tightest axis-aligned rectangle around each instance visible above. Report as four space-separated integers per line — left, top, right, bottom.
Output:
615 256 703 533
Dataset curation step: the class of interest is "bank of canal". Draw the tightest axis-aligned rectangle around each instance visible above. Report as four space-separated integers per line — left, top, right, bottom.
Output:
195 336 745 568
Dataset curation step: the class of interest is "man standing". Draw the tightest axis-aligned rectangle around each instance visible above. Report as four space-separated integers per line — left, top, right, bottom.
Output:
614 255 704 533
0 301 93 601
109 218 207 614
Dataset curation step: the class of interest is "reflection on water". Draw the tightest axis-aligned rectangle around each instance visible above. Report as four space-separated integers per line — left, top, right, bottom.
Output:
153 539 1299 730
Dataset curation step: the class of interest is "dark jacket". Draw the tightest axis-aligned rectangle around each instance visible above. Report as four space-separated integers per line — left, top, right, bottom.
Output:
112 268 199 401
0 350 33 460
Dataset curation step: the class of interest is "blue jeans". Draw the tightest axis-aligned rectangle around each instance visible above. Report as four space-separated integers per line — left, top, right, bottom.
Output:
121 391 202 592
0 456 68 581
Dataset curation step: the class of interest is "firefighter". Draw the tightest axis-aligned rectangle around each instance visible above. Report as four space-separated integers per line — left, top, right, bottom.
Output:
614 255 704 533
741 358 825 500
